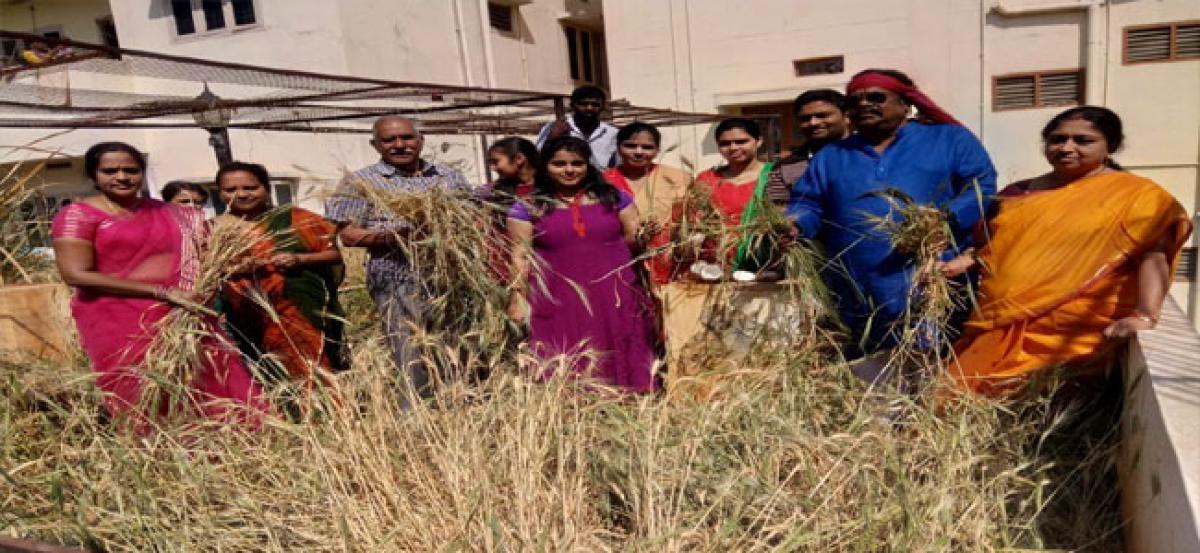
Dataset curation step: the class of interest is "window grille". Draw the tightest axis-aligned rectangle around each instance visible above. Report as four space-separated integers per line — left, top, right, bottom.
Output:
993 69 1083 111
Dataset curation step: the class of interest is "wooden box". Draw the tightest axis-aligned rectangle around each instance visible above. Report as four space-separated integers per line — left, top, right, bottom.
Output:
0 283 73 361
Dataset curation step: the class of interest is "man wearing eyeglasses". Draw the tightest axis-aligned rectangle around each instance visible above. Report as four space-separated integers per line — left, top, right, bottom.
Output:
536 85 618 169
787 69 997 387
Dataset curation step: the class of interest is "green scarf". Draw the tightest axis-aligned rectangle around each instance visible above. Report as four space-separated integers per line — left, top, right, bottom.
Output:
732 162 776 270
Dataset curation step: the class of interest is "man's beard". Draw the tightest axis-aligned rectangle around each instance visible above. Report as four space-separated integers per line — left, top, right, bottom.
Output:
574 112 600 133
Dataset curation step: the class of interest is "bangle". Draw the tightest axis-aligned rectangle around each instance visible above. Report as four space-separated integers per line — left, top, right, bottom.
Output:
1134 311 1158 325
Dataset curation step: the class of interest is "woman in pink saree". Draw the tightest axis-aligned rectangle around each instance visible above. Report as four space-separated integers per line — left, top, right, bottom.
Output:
51 142 269 430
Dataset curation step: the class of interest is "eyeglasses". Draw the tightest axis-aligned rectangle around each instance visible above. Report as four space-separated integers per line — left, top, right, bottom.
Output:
845 91 891 107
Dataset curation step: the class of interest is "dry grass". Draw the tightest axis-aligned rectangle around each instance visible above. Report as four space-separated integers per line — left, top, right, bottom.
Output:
0 178 1124 551
136 215 271 417
0 335 1123 551
0 150 58 285
337 179 532 377
867 187 959 340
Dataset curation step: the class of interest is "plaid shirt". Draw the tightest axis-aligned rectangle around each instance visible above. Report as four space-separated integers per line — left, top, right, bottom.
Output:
765 151 812 206
325 160 470 282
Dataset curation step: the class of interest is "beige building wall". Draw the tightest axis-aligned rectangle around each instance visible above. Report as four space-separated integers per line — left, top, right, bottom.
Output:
605 0 1200 317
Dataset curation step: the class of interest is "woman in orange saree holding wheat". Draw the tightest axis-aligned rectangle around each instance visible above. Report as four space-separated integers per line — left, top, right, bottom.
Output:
215 162 346 393
949 107 1192 395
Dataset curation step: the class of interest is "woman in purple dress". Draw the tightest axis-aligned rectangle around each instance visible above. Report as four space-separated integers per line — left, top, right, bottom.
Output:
507 136 658 393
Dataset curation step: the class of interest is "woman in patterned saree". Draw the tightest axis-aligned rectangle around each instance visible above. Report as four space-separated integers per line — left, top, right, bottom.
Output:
214 162 346 393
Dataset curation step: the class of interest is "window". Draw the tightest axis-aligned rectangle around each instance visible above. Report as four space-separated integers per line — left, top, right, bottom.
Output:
793 55 844 77
201 0 226 31
563 24 607 88
171 0 196 35
1 38 20 66
1124 21 1200 64
993 69 1083 111
565 27 579 80
740 103 799 160
231 0 257 26
1176 247 1197 282
171 0 259 38
488 3 514 33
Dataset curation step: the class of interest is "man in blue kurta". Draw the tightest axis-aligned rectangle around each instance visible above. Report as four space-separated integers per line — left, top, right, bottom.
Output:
787 69 997 363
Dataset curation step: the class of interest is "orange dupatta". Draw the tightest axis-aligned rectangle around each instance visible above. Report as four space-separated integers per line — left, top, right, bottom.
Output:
951 172 1191 394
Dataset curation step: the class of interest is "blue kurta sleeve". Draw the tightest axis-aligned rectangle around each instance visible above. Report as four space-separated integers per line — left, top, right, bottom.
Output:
944 127 997 251
786 151 827 238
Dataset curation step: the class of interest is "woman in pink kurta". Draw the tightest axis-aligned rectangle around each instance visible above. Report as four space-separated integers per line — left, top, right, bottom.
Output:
51 142 269 430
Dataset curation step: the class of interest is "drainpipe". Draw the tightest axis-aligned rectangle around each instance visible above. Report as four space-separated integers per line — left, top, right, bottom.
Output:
1084 2 1106 105
450 0 474 87
476 0 499 183
451 0 492 182
476 0 499 88
989 0 1106 105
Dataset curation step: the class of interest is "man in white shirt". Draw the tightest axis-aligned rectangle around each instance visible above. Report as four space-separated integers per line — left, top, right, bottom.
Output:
536 85 618 169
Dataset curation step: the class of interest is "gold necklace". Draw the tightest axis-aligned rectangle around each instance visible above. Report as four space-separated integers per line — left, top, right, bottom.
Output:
99 193 141 216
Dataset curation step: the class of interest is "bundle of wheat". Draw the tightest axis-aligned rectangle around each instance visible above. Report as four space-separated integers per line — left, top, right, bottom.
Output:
335 179 539 381
866 188 963 357
136 215 273 417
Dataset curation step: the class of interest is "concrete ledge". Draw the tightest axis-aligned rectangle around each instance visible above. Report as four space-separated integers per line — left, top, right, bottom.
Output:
1120 296 1200 553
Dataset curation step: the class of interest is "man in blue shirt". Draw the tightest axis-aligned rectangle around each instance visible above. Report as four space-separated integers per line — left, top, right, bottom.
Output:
787 69 997 371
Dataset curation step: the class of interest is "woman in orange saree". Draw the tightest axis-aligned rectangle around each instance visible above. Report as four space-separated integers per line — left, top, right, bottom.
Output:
215 162 346 394
948 107 1192 395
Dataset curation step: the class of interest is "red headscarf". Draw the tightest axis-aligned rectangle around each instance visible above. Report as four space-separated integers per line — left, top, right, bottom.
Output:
846 72 962 126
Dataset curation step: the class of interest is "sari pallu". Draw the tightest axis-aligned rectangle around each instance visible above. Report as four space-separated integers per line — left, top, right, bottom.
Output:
605 164 692 285
950 172 1192 394
220 207 346 388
